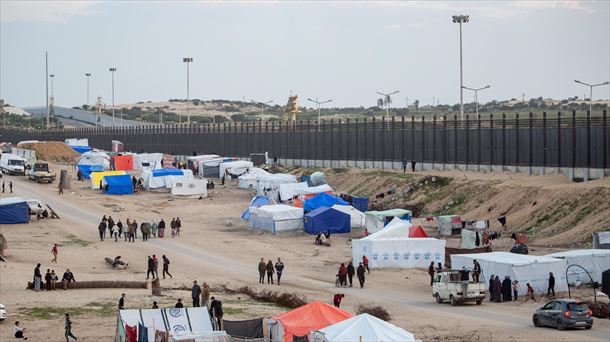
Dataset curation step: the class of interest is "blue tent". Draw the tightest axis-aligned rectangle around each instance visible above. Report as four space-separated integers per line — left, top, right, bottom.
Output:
241 196 270 221
103 175 134 195
0 197 30 224
303 193 348 212
351 196 369 212
152 168 184 177
77 164 104 179
70 145 92 154
304 206 350 234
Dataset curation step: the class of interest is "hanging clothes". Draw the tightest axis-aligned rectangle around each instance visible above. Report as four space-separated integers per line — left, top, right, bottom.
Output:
475 231 481 247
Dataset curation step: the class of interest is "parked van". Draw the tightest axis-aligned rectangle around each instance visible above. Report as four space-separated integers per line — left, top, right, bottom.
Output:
0 153 26 175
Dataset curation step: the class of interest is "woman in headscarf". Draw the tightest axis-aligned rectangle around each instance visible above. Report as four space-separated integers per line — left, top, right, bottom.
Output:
501 276 512 302
493 276 502 302
488 275 495 302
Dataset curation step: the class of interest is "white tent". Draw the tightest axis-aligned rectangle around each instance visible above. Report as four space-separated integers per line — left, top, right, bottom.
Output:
364 209 412 234
142 169 194 190
187 154 220 163
219 160 253 179
299 184 334 197
332 205 365 229
256 174 297 200
451 252 568 294
249 204 303 234
238 168 270 189
171 178 208 198
352 217 445 269
279 182 309 201
310 313 417 342
77 151 110 168
545 249 610 284
65 138 89 146
134 153 164 170
115 308 213 342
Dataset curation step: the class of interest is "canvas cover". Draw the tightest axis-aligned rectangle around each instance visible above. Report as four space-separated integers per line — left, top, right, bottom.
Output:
71 145 92 154
310 313 416 342
90 171 127 189
77 164 104 179
103 174 134 195
409 225 428 238
169 331 229 342
219 160 253 178
241 196 271 221
65 138 89 146
331 205 365 229
198 158 239 177
278 182 309 201
438 215 462 236
115 308 213 342
238 168 270 189
223 318 264 339
300 184 334 199
256 174 297 200
459 229 481 249
304 206 350 235
304 193 348 212
187 154 220 163
113 155 134 171
450 252 568 294
364 209 412 234
77 151 111 169
269 302 352 342
249 205 303 234
171 179 207 198
142 169 193 190
545 249 610 284
134 153 164 170
0 197 30 224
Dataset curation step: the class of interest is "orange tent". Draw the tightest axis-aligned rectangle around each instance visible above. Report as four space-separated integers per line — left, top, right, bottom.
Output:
271 301 352 341
409 225 428 238
113 155 133 171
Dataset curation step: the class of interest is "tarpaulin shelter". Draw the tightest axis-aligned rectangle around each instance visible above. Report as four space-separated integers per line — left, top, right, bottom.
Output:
0 197 30 224
141 169 193 190
451 252 568 294
90 171 127 189
301 184 334 199
409 225 428 238
267 301 352 342
249 205 303 234
351 197 369 212
65 138 89 146
364 209 412 234
310 313 417 342
76 164 104 179
304 206 350 235
241 196 271 221
70 145 92 154
545 249 610 284
77 151 111 178
257 174 297 201
438 215 462 236
303 193 348 212
219 160 253 178
134 153 164 170
170 178 207 198
102 175 134 195
114 307 213 342
238 168 270 189
460 229 483 249
198 157 239 178
279 182 309 202
592 231 610 249
113 155 134 171
353 217 445 269
331 205 365 229
223 318 264 339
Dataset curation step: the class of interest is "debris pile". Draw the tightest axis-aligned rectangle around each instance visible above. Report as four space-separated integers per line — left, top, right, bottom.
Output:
19 141 80 163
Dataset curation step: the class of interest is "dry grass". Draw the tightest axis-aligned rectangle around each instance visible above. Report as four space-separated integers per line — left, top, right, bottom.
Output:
220 285 308 309
355 303 391 321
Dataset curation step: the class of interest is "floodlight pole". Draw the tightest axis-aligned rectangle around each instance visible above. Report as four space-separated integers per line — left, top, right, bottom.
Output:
307 97 333 130
183 57 193 124
453 14 470 120
574 80 609 114
109 67 117 126
85 73 91 110
251 99 273 122
376 90 399 129
462 85 490 117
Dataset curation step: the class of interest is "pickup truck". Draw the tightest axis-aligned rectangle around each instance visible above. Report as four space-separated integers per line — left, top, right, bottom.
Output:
27 162 56 183
433 271 487 306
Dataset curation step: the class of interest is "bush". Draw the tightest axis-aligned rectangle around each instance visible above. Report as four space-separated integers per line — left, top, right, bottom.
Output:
355 303 391 321
230 114 245 122
220 285 308 309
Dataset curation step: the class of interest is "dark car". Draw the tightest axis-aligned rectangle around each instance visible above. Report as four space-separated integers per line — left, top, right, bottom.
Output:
533 299 593 330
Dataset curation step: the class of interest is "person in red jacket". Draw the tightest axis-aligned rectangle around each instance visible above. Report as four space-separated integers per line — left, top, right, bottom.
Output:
333 294 344 308
362 255 370 274
337 263 348 287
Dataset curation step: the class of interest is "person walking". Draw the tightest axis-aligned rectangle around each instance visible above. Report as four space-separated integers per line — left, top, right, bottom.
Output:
98 221 106 242
128 222 135 243
152 255 159 279
258 258 266 284
209 297 223 330
45 269 53 291
526 283 536 301
201 282 211 309
33 263 42 292
472 259 481 283
170 218 177 238
176 217 182 236
58 182 64 195
64 313 77 341
191 281 202 307
428 262 435 286
356 262 366 288
338 263 348 287
333 293 344 308
493 276 502 303
9 181 13 193
547 272 555 297
266 260 275 284
162 255 173 279
118 220 126 241
51 244 59 263
151 220 158 238
502 276 512 302
488 275 495 302
118 294 125 310
141 222 149 242
107 216 115 238
512 280 519 301
347 261 355 287
362 255 370 274
402 159 407 173
111 224 119 242
146 256 155 280
158 218 166 237
275 258 284 285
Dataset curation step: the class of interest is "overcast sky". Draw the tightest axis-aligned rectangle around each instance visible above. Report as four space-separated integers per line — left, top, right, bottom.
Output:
1 1 609 108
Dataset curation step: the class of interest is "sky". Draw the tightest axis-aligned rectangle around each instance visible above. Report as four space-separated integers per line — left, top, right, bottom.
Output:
1 0 609 109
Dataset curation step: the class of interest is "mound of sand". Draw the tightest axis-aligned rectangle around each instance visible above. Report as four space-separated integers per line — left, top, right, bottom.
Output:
19 141 81 163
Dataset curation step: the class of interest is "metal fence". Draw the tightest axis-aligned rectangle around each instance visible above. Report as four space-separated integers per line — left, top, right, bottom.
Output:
1 110 608 169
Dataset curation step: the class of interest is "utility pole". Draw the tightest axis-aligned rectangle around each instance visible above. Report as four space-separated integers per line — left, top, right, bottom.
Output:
183 57 193 124
574 80 609 114
85 73 91 110
462 85 490 117
376 90 399 130
452 14 469 120
307 97 333 130
251 99 273 122
45 51 49 128
109 67 117 126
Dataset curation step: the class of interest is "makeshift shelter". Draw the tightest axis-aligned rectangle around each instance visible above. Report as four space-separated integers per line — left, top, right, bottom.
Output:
249 205 303 234
300 184 334 199
304 206 350 235
310 313 416 342
141 169 193 190
115 307 213 342
438 215 462 236
90 171 127 189
256 174 297 200
353 217 445 269
223 318 264 339
0 197 30 224
545 249 610 284
450 252 568 294
76 164 104 179
267 301 352 342
65 138 89 146
77 151 111 178
170 179 207 198
364 209 412 234
112 155 134 171
331 205 365 229
459 229 484 249
409 225 428 238
351 197 369 212
198 157 239 178
304 193 348 212
219 160 253 178
279 182 309 201
102 174 134 195
238 168 270 189
592 231 610 249
134 153 164 170
70 145 92 154
241 196 271 221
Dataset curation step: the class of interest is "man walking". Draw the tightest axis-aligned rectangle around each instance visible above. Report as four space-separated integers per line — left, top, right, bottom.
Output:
128 222 135 243
547 272 555 297
402 159 407 173
356 262 366 288
428 261 435 286
209 297 223 330
258 258 266 284
9 181 13 193
275 258 284 285
191 281 201 307
362 255 370 274
472 259 481 283
51 244 59 263
162 255 173 279
146 256 155 280
111 224 119 242
347 261 355 287
152 255 159 278
64 313 77 341
266 260 275 284
98 221 106 242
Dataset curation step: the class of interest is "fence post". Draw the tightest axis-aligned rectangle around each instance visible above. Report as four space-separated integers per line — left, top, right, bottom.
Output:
529 112 533 174
401 116 405 161
391 116 396 167
465 114 470 169
380 116 385 168
454 114 458 169
421 116 425 170
603 110 608 170
515 113 520 168
432 115 436 170
443 115 447 170
557 112 562 171
572 110 576 173
502 113 506 170
586 110 591 175
490 113 494 170
477 114 481 171
542 112 547 171
411 115 415 167
355 118 360 167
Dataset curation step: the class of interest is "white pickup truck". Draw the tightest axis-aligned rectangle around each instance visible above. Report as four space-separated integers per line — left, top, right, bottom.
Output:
433 271 487 306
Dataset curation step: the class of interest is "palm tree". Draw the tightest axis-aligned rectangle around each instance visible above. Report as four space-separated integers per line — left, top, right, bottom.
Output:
377 98 384 108
384 95 392 107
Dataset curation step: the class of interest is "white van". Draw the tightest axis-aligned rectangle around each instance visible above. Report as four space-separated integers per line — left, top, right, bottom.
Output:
0 153 26 175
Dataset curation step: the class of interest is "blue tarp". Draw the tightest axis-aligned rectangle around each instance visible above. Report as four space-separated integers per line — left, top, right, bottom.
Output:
103 174 134 195
241 196 270 221
303 192 348 212
0 199 30 224
151 168 184 177
304 206 350 234
77 164 104 179
70 145 92 154
352 196 369 212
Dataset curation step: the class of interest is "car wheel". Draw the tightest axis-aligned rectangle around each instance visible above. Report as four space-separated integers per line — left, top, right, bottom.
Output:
450 295 457 306
533 316 541 327
476 300 482 305
557 320 566 331
435 293 443 304
585 325 592 330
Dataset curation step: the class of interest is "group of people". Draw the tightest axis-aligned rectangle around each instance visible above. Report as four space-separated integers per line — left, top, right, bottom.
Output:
488 272 555 302
32 262 75 291
145 255 173 279
337 256 369 288
257 258 285 285
97 215 183 242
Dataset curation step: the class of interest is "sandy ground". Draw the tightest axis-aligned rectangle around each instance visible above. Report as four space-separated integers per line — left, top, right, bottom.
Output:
0 167 609 342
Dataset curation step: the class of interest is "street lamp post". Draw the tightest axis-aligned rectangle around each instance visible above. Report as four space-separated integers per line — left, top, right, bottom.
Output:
462 85 490 117
307 97 333 128
183 57 193 124
452 14 470 121
574 80 609 114
85 73 91 110
109 67 117 126
50 74 55 98
376 90 399 129
251 99 273 122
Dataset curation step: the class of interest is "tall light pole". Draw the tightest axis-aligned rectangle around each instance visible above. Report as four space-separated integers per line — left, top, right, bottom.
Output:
376 90 399 129
50 74 55 98
109 67 117 126
85 73 91 110
462 85 490 117
574 80 609 114
307 97 333 127
452 14 469 120
45 51 49 128
251 99 273 122
183 57 193 124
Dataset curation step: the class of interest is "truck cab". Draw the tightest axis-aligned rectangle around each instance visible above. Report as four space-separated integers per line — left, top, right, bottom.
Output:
0 153 26 175
27 162 56 183
433 271 487 306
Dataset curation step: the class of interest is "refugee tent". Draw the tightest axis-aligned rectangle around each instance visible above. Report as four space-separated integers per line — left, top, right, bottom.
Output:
76 164 104 179
438 215 462 236
545 249 610 284
115 307 213 342
256 174 297 200
198 157 239 178
304 193 348 212
77 151 110 178
223 318 264 339
90 171 127 189
0 197 30 224
450 252 568 294
238 168 270 189
134 153 164 170
300 184 334 199
592 231 610 249
141 169 193 190
353 217 445 269
112 155 134 171
249 205 303 234
65 138 91 154
187 154 220 165
304 206 350 235
170 178 207 198
102 174 134 195
364 209 412 234
278 182 309 201
219 160 253 178
310 313 417 342
241 196 271 221
331 205 365 229
409 225 428 238
267 301 352 342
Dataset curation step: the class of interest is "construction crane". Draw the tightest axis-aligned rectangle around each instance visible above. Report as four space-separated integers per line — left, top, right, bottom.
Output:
283 95 300 123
